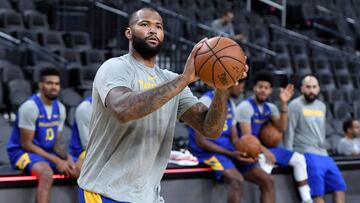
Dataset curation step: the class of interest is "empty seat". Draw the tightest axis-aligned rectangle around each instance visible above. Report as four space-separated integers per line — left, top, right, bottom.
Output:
0 115 12 164
293 56 311 75
331 101 352 120
11 29 39 43
274 54 293 73
67 31 91 50
0 10 24 33
0 82 5 110
59 88 82 109
353 102 360 118
55 48 82 66
17 0 36 12
79 64 99 88
335 73 354 90
312 56 331 74
84 49 105 65
40 31 65 51
321 88 345 104
331 58 349 75
23 11 49 31
1 63 24 83
7 79 32 110
317 73 336 91
0 0 13 11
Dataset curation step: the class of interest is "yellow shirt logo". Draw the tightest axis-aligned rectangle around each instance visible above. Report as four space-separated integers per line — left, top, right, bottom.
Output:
302 109 324 117
138 76 157 90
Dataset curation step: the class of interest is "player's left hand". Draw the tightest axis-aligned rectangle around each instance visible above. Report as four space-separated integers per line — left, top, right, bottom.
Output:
279 84 294 103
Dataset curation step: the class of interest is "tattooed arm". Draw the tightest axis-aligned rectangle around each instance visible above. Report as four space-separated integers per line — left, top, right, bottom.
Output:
106 75 191 123
106 39 207 123
180 89 229 139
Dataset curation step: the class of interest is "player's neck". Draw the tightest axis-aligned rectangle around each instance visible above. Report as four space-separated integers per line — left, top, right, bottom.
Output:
253 97 264 105
345 133 354 139
40 94 52 106
130 49 156 68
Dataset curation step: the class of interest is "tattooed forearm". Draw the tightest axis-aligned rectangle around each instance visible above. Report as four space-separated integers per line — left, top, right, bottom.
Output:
107 75 189 123
202 89 228 138
181 89 228 139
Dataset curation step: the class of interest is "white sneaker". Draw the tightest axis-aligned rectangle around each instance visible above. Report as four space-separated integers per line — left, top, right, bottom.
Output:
169 150 199 166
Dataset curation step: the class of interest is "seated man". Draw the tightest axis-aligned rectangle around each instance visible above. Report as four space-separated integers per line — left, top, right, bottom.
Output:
211 10 245 41
7 68 77 203
68 96 92 177
287 75 346 203
337 118 360 156
189 80 275 203
235 72 312 203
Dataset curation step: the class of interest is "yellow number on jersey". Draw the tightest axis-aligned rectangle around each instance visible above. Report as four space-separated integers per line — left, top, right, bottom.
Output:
45 128 54 141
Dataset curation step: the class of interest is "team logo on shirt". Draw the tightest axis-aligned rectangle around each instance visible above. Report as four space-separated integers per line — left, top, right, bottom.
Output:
138 76 158 90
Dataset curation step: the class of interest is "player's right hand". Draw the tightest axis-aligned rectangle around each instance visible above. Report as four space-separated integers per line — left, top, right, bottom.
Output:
263 149 276 165
181 38 207 84
56 159 72 176
232 151 257 164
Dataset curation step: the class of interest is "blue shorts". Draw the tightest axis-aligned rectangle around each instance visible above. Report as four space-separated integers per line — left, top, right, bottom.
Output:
196 153 258 181
304 153 347 197
8 149 57 173
269 147 294 166
79 188 129 203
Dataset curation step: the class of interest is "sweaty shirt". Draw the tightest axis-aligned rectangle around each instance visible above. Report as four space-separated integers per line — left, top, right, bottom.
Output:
77 54 198 203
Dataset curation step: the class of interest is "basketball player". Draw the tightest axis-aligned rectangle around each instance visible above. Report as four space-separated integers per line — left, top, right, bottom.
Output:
7 68 78 203
337 118 360 156
77 7 248 203
68 96 92 178
286 75 346 203
189 79 275 203
235 72 313 203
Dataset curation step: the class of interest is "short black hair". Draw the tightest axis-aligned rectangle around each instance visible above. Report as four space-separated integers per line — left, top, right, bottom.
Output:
253 71 273 87
343 118 356 133
128 7 159 26
39 67 60 82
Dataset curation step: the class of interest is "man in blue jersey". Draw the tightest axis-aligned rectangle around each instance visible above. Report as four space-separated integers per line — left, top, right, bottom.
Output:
235 72 313 203
287 75 346 203
7 68 78 203
189 80 275 203
68 96 92 178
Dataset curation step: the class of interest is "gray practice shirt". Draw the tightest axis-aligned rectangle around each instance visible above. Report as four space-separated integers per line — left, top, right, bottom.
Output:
211 19 235 36
77 54 198 203
286 96 327 156
234 98 280 124
18 96 66 132
337 137 360 156
74 99 92 148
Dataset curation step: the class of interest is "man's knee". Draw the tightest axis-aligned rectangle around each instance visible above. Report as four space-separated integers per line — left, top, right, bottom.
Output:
32 163 54 184
289 152 307 168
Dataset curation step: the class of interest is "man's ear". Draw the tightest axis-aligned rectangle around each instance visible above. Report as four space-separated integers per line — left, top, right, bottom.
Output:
125 28 132 40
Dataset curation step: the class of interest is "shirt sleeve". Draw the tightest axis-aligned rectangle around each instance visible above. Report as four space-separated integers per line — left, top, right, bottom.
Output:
94 58 133 106
75 101 92 148
234 101 253 123
177 86 199 119
58 102 66 132
199 95 212 108
18 100 39 131
337 139 354 156
268 103 280 118
285 101 298 150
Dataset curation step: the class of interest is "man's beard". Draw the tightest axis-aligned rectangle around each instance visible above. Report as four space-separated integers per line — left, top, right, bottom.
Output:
303 93 318 103
132 35 162 59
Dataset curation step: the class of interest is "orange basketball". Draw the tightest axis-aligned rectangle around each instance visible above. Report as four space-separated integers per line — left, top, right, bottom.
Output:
194 36 247 89
234 135 261 159
259 123 283 147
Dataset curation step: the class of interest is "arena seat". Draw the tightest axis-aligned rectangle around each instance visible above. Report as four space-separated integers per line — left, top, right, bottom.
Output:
7 79 32 111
